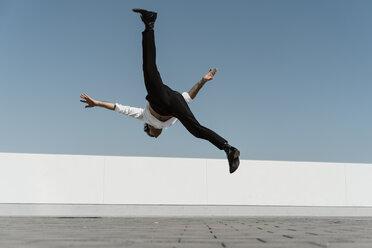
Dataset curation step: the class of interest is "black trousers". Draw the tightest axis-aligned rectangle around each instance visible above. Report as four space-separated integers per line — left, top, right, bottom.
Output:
142 30 227 150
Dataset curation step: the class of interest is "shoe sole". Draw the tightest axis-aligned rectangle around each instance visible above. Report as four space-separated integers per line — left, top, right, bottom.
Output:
132 8 157 15
132 8 145 13
229 149 240 174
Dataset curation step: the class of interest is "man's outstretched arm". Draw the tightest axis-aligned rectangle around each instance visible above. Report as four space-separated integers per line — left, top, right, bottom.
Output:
80 93 115 110
188 68 218 100
80 93 144 120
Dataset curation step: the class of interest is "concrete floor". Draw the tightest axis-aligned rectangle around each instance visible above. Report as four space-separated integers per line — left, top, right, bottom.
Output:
1 217 372 248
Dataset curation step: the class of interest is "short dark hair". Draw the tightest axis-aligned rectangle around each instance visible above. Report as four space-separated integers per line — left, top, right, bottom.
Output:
144 123 152 137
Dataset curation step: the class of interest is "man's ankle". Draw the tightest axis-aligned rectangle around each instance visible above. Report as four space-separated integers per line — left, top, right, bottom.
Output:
145 23 155 31
222 142 231 152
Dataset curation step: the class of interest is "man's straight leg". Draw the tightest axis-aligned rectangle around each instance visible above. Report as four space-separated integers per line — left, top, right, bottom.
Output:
142 30 165 98
132 8 164 97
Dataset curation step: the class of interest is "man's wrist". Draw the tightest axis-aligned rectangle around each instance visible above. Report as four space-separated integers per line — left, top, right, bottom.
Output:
200 78 208 84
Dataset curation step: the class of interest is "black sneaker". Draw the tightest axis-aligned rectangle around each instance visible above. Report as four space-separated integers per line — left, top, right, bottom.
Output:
223 144 240 174
132 8 157 27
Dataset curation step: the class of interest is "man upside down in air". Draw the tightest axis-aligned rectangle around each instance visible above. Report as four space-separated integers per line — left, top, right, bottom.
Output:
80 9 240 173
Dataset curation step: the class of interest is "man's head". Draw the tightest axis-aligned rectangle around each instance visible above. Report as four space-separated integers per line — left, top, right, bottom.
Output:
144 123 162 138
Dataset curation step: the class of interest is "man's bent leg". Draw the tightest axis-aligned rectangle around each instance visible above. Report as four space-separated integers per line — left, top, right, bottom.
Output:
180 116 227 150
171 96 227 150
178 113 240 173
171 94 240 173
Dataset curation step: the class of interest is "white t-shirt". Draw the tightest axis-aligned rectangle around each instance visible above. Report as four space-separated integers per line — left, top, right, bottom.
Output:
114 92 192 129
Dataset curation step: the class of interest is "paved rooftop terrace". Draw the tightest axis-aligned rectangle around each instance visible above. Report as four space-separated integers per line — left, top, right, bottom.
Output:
1 216 371 248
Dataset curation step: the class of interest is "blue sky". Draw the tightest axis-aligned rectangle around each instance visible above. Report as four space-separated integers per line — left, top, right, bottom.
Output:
1 0 371 162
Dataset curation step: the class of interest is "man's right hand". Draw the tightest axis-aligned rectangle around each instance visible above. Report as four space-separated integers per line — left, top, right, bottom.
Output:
202 68 218 83
80 93 97 108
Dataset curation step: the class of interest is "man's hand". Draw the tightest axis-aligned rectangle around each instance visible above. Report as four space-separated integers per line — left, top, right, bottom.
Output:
80 94 97 108
188 68 218 100
202 68 218 83
80 94 116 110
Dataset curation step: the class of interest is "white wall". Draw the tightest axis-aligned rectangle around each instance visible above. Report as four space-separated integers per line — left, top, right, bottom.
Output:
0 152 371 207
